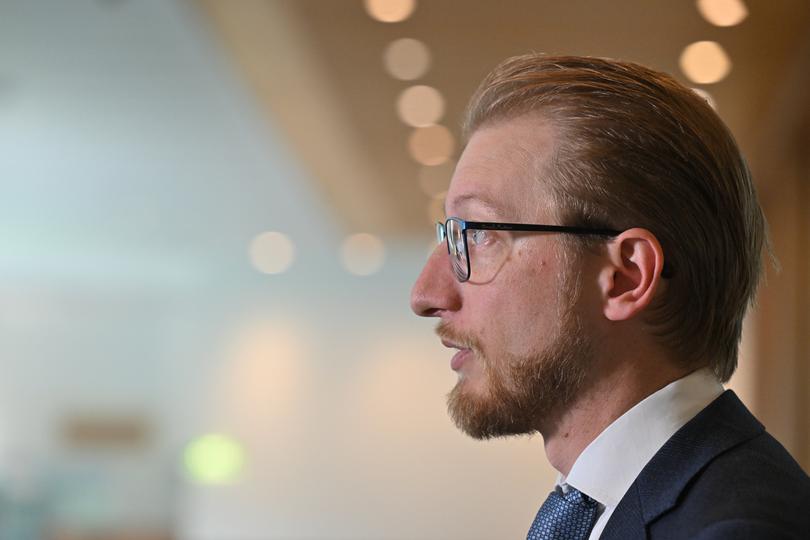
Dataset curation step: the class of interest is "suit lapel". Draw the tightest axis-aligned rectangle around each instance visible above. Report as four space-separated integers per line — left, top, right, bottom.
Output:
599 390 764 539
598 482 647 540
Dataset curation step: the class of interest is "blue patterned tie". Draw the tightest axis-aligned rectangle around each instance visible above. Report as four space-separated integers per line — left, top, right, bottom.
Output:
526 486 598 540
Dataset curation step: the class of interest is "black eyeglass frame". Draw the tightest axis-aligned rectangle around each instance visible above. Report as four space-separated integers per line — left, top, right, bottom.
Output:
437 217 622 283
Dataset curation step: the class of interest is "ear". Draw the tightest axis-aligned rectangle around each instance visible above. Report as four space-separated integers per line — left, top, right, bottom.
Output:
598 228 665 322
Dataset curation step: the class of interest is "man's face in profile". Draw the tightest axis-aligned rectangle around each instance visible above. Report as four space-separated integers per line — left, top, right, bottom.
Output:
410 115 597 439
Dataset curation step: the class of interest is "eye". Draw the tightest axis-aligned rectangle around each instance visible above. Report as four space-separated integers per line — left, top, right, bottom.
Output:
470 229 491 246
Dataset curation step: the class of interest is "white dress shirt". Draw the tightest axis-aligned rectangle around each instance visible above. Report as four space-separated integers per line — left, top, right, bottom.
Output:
555 368 724 540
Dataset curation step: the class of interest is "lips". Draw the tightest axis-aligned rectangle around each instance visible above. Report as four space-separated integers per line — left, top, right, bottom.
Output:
442 339 472 371
450 348 472 371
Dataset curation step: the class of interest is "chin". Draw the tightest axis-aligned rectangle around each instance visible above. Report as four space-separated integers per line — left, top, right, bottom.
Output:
447 376 535 440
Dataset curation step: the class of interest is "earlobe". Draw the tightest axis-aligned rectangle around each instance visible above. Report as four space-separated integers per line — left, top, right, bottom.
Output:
601 228 665 322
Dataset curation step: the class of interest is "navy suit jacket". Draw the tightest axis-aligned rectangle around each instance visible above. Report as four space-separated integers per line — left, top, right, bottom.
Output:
600 390 810 539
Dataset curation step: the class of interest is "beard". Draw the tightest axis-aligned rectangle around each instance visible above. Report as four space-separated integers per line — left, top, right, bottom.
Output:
438 272 593 439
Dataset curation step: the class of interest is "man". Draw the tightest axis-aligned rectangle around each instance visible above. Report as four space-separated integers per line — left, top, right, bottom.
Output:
410 55 810 539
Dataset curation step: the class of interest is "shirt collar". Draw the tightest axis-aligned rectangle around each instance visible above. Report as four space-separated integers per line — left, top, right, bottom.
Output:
557 367 724 508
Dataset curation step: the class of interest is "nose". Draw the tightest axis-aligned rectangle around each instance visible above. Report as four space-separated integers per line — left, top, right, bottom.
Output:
410 244 462 317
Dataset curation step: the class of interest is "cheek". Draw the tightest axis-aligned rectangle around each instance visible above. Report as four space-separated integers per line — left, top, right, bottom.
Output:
493 248 562 354
461 242 563 352
461 290 514 359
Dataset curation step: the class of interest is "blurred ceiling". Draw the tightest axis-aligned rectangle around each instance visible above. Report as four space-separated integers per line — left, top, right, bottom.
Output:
196 0 810 237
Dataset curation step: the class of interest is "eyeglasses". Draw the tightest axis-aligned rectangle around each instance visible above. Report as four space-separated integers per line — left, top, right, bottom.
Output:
436 217 621 283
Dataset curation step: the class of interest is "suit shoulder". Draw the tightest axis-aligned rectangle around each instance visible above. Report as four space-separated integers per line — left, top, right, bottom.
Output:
652 431 810 537
694 430 809 494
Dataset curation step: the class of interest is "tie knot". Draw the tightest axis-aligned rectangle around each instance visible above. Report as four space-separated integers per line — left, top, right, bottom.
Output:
526 486 599 540
562 486 597 508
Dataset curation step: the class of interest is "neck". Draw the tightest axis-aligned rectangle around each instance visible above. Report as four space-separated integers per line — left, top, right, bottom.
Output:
540 356 691 478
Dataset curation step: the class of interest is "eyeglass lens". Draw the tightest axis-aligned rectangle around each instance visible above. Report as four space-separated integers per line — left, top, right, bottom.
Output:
445 219 469 281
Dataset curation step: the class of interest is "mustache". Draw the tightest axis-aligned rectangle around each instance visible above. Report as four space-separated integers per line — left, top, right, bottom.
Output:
435 320 482 353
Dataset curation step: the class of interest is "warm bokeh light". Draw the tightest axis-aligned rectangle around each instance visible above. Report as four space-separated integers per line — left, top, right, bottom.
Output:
697 0 748 27
397 85 445 127
384 38 431 80
418 161 455 197
679 40 732 84
217 318 306 433
184 433 245 485
248 231 295 274
340 233 386 276
408 125 455 166
691 87 718 110
363 0 417 23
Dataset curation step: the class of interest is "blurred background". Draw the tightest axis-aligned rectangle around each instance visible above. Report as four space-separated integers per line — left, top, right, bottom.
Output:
0 0 808 539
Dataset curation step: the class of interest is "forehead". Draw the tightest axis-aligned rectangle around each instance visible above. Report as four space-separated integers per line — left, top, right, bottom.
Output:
446 115 558 219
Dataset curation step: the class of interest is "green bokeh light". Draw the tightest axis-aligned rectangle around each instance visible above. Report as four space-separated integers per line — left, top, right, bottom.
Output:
184 433 245 484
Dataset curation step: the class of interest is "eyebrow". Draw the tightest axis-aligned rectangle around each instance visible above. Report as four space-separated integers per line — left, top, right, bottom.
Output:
446 193 515 219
